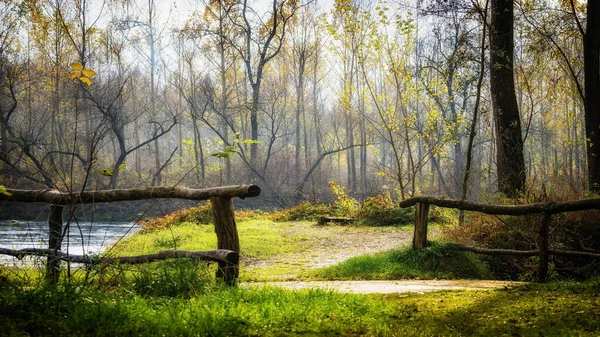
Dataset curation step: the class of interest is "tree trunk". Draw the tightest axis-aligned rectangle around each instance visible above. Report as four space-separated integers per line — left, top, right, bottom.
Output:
250 83 260 168
46 205 63 285
210 197 239 284
413 202 429 249
489 0 526 198
584 1 600 192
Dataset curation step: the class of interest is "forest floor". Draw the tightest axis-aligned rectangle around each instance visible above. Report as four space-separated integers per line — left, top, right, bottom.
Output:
240 223 519 292
240 221 428 281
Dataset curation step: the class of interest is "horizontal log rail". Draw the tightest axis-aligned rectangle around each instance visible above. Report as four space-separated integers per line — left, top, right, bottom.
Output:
454 244 600 259
0 248 238 266
399 196 600 215
0 184 261 204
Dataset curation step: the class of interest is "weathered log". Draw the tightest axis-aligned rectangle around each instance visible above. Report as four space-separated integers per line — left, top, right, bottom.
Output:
454 244 600 259
454 244 540 256
537 212 551 283
549 249 600 258
0 248 238 266
0 185 261 204
399 196 600 215
413 202 430 249
316 217 355 226
46 205 63 284
210 197 239 284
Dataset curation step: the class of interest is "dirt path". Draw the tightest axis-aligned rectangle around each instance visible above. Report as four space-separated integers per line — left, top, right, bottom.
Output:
242 223 521 292
244 280 523 294
245 223 436 266
243 224 425 280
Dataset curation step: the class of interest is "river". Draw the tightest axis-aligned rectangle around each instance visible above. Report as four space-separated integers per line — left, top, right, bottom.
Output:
0 220 139 266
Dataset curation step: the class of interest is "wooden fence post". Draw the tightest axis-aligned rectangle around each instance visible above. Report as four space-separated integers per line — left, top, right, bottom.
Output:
413 202 430 249
537 211 551 283
46 205 63 285
210 197 240 285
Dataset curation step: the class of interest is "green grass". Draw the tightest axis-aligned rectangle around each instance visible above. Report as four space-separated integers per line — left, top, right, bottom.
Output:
113 220 414 281
111 220 303 259
1 274 598 336
316 242 493 280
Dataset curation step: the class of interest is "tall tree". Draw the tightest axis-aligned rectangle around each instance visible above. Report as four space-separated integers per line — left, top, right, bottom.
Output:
226 0 304 168
489 0 525 197
581 1 600 192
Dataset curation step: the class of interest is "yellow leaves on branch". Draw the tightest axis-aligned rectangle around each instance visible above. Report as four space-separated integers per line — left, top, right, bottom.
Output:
68 62 96 86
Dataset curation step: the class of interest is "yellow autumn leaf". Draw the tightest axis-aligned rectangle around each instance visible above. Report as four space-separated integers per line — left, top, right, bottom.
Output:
70 62 84 70
0 185 12 196
68 71 81 79
79 77 92 86
82 69 97 78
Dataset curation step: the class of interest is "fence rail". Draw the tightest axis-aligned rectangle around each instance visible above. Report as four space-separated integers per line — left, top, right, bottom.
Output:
400 196 600 283
0 184 260 285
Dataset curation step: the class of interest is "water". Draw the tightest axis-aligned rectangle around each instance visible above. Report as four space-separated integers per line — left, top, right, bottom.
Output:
0 220 139 266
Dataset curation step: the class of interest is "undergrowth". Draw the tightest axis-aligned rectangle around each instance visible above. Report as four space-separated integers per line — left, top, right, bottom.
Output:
270 181 416 226
139 201 264 232
316 242 492 280
444 189 600 281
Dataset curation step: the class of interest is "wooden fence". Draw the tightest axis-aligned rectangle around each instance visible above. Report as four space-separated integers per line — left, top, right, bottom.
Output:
0 184 261 285
399 197 600 282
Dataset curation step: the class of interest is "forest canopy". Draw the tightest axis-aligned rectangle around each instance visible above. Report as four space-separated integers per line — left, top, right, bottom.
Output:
0 0 597 206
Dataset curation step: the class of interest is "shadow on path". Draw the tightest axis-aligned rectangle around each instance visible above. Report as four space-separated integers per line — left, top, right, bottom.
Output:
243 280 523 294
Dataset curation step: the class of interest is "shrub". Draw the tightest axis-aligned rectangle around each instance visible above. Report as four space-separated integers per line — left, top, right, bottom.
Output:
328 181 360 217
269 201 331 222
444 206 600 281
357 193 414 226
139 202 213 232
139 202 264 232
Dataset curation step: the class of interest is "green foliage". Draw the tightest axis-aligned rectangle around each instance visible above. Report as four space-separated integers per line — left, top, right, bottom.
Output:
328 180 360 216
357 193 414 226
269 201 331 221
0 185 12 196
328 181 415 226
317 242 492 280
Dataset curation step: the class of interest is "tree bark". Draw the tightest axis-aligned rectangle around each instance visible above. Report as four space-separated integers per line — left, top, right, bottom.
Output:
0 185 261 204
584 1 600 192
46 205 63 285
489 0 526 197
210 196 240 283
537 212 550 283
413 202 429 249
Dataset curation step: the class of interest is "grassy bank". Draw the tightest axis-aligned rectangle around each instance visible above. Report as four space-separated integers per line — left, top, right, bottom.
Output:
1 273 598 336
111 220 414 281
316 242 493 280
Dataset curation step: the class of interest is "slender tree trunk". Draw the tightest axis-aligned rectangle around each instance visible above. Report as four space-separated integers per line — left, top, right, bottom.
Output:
295 57 305 183
250 83 260 168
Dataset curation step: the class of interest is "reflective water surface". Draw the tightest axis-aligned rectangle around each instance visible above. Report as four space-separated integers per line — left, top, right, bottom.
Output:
0 220 139 265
